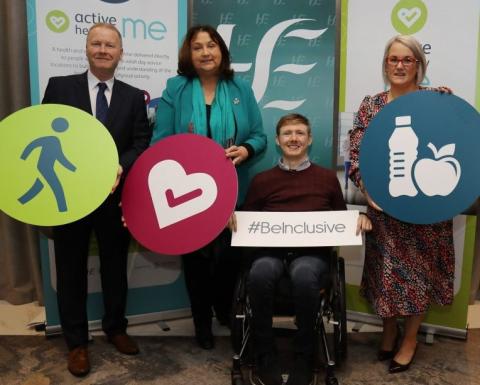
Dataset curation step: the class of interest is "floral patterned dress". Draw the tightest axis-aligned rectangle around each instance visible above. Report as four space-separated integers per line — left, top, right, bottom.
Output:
349 91 454 318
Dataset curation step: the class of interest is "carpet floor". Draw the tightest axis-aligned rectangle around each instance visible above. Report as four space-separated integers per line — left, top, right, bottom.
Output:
1 330 480 385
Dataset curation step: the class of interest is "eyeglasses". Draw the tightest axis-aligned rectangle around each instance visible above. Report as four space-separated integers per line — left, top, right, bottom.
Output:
386 56 419 68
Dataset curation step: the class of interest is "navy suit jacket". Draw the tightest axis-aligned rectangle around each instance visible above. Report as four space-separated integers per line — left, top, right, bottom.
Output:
42 71 151 173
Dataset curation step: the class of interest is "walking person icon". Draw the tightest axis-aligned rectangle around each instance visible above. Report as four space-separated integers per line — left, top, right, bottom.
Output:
18 117 76 212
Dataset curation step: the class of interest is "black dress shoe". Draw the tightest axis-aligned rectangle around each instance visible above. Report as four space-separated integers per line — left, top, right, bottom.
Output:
389 347 417 374
215 312 231 328
287 353 313 385
195 327 214 350
254 351 283 385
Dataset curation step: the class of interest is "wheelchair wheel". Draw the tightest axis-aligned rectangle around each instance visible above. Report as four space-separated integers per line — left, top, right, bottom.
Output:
332 256 347 364
325 377 339 385
231 273 248 354
231 302 245 353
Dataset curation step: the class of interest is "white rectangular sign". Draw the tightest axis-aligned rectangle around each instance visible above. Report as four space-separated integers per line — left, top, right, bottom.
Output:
231 211 363 247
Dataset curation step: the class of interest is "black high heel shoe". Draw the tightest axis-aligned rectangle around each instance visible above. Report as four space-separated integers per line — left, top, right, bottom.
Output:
377 325 401 361
389 345 417 373
377 349 395 361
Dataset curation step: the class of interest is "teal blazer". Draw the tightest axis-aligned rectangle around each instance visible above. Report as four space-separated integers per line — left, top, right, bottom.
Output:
152 75 266 156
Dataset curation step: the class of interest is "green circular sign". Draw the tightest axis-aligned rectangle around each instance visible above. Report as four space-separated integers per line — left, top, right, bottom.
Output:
391 0 428 35
0 104 119 225
45 10 70 33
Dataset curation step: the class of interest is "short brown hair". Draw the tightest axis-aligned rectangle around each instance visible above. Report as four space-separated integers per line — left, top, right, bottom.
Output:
87 23 123 47
178 25 233 79
276 113 311 135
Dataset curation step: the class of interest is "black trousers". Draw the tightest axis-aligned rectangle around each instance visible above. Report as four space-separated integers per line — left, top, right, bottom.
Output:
53 192 130 350
248 252 330 357
182 229 237 330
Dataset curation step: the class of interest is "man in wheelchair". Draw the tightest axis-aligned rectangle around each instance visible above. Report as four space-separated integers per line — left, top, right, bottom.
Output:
229 114 371 385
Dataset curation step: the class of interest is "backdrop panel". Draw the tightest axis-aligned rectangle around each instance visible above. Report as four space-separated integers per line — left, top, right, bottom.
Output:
194 0 338 202
26 0 190 333
339 0 479 337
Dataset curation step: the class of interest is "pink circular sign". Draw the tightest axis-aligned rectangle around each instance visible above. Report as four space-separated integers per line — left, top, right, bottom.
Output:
122 133 238 255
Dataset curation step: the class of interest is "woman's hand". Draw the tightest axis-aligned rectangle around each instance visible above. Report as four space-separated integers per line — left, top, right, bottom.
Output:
359 180 383 212
364 191 383 211
227 213 237 232
436 86 453 94
119 202 128 228
225 145 248 166
356 213 372 235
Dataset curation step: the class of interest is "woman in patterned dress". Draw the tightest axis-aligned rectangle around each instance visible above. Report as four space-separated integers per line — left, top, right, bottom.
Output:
349 35 454 373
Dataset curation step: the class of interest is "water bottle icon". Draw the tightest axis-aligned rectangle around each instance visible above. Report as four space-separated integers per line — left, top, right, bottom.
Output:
388 116 418 197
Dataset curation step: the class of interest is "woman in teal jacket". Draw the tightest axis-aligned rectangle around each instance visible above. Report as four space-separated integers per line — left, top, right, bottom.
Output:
152 25 266 350
152 71 266 157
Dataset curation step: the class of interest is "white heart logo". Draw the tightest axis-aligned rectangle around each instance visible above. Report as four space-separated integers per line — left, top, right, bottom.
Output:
397 7 421 28
50 16 66 29
148 160 218 229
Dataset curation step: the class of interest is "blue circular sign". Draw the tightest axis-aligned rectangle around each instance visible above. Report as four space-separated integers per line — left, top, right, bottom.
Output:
360 91 480 224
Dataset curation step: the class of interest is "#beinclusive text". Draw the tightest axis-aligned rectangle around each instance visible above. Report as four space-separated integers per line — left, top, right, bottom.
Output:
247 221 346 235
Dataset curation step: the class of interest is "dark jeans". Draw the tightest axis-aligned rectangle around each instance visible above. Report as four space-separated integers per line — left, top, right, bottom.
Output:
183 229 237 330
248 253 329 356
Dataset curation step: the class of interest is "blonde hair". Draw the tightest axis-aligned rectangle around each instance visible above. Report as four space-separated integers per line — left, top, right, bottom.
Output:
87 23 123 48
382 35 426 86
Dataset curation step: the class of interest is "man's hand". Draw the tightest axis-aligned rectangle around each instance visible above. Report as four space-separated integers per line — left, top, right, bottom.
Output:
227 212 237 232
111 165 123 193
356 213 372 235
225 145 248 166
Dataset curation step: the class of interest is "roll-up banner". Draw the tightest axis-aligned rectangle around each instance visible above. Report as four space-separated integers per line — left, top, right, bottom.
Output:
26 0 190 334
339 0 479 338
194 0 338 201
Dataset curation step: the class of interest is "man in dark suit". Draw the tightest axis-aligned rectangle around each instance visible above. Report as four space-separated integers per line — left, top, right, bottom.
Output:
42 23 151 377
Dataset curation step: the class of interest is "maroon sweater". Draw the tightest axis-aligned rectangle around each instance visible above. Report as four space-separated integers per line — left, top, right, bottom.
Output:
242 163 346 212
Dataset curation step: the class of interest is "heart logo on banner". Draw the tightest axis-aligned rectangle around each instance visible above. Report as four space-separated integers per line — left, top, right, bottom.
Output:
148 159 218 229
50 16 66 29
397 7 421 28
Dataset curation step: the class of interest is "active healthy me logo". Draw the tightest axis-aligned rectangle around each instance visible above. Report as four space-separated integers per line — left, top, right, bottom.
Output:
391 0 428 35
0 105 119 226
122 134 238 255
46 9 70 33
359 91 480 224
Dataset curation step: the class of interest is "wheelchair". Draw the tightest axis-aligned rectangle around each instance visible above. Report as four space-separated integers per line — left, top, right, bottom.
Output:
230 250 347 385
